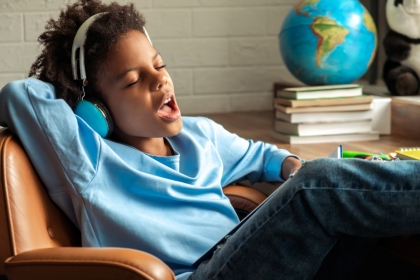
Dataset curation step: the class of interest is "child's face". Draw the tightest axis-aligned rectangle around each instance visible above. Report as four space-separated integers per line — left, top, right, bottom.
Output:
97 30 182 143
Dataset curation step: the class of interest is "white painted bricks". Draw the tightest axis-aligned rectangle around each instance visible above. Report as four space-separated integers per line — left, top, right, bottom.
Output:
0 0 297 113
0 14 22 42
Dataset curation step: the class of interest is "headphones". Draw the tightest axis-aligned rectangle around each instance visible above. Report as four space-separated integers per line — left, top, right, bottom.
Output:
72 12 152 138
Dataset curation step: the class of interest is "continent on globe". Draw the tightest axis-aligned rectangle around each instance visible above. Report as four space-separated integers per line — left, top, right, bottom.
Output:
296 0 320 17
311 17 350 67
363 11 377 66
279 0 378 85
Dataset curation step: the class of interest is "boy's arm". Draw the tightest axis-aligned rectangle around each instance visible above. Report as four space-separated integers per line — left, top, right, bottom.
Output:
202 118 301 185
0 78 98 195
281 156 303 180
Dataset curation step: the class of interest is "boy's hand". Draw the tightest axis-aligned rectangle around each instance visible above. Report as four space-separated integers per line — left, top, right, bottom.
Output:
281 157 303 181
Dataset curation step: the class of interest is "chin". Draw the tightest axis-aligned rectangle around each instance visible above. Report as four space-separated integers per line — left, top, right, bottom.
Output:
167 119 183 137
158 118 183 138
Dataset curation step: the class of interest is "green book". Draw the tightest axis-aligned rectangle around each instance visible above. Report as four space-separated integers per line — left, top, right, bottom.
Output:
276 84 363 100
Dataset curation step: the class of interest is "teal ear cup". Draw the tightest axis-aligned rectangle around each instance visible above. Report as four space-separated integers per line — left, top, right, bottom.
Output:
74 99 113 138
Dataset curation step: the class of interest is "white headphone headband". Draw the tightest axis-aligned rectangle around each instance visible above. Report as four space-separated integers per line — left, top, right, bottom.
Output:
71 12 152 81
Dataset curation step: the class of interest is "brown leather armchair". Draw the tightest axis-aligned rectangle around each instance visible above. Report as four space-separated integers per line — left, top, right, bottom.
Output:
0 127 266 280
3 126 420 280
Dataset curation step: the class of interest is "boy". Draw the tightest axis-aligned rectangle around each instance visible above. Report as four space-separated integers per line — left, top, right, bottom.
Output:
1 1 420 279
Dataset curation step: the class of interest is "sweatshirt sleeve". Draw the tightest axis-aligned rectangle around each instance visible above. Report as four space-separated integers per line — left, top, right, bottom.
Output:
199 117 298 185
0 78 99 196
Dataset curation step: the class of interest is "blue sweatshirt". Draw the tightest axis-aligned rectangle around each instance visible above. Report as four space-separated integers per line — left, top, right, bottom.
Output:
0 78 293 279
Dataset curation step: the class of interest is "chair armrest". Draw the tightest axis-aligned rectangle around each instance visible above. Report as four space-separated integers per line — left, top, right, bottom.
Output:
223 185 267 214
5 247 175 280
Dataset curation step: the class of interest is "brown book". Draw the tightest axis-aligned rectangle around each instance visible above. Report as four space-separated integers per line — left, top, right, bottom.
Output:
274 95 373 108
274 103 372 114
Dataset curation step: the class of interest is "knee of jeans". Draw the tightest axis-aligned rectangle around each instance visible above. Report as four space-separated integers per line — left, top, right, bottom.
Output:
297 158 334 177
291 158 340 189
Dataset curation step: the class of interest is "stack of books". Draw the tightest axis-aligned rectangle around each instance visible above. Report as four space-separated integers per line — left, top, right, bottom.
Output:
270 83 380 144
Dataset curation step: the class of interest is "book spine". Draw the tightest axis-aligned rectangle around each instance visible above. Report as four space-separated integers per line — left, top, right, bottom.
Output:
274 120 373 136
273 95 373 108
275 110 373 124
276 87 363 100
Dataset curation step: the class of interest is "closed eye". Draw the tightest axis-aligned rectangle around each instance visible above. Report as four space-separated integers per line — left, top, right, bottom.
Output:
156 64 166 70
126 77 140 87
124 64 166 88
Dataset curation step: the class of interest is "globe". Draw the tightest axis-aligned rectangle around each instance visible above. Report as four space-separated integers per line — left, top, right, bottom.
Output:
279 0 377 85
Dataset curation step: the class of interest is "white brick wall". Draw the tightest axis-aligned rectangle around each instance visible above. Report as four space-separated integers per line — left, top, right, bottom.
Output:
0 0 298 114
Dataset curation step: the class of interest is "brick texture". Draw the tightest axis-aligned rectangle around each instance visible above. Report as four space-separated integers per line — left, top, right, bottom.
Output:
0 14 22 42
0 0 295 113
24 12 59 42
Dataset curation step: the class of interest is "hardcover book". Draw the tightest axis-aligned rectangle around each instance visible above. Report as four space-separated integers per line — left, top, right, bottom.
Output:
274 103 372 114
274 95 373 108
276 84 363 100
269 131 380 144
275 109 373 124
274 120 373 137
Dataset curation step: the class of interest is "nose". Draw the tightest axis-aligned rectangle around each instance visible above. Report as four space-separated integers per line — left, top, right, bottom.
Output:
150 70 168 92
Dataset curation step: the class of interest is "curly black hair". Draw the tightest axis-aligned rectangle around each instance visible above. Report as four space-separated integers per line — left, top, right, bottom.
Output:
29 0 146 108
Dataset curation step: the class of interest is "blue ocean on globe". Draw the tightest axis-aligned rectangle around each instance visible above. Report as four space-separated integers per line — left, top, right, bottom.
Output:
279 0 377 85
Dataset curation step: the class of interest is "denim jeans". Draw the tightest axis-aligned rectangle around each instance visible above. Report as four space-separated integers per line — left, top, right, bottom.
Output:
189 158 420 280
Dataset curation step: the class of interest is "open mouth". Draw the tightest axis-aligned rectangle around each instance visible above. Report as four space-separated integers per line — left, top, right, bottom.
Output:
157 95 181 121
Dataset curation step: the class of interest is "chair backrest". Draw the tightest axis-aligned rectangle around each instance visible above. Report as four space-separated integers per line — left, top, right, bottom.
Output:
0 128 81 275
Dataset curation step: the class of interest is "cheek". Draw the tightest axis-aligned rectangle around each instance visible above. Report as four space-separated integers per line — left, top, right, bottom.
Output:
106 90 145 117
111 101 140 120
110 99 154 130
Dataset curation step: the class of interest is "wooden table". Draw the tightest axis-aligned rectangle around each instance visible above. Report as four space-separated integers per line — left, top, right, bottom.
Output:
198 110 420 160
